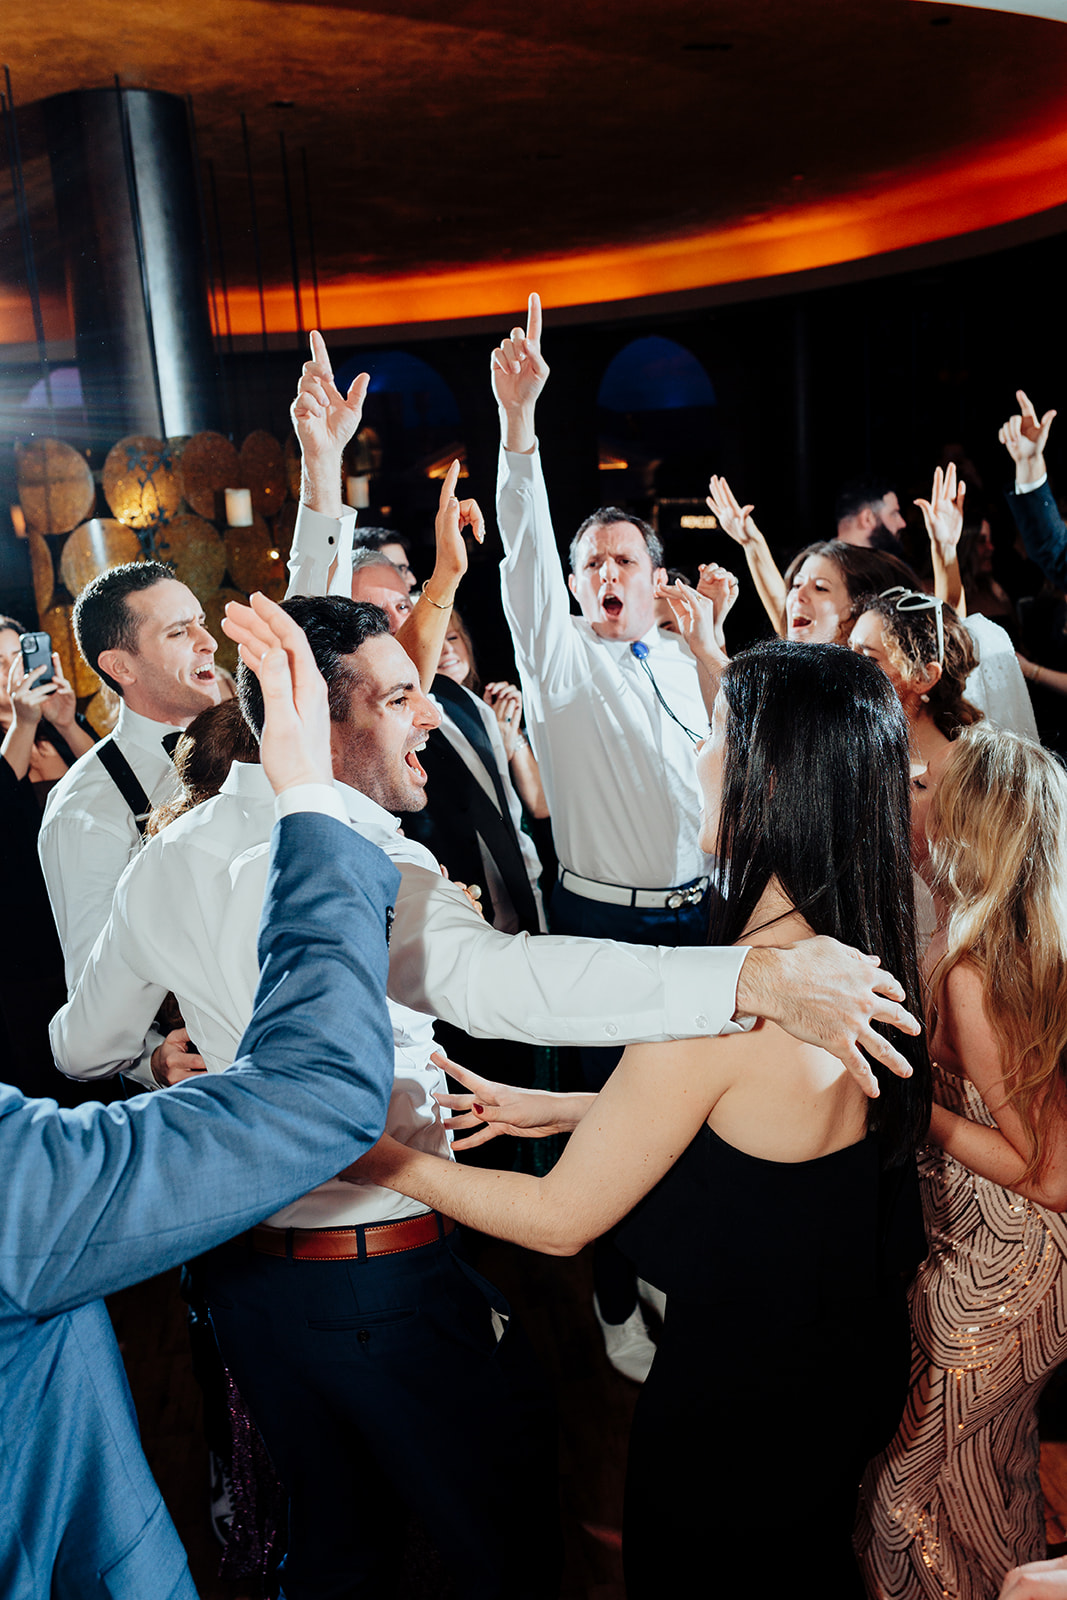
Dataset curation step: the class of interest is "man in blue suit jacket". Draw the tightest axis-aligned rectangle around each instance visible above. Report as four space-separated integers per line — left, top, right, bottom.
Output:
1001 388 1065 587
0 602 398 1599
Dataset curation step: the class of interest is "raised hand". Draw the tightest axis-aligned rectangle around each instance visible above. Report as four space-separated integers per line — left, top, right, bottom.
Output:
483 680 524 758
291 330 370 510
38 654 79 735
659 573 735 668
221 592 333 793
7 655 54 730
492 292 550 453
999 389 1057 485
706 474 759 547
695 564 740 643
914 462 966 566
429 458 485 601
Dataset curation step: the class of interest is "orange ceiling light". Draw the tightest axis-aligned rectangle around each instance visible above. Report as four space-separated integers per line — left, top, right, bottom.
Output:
214 109 1067 337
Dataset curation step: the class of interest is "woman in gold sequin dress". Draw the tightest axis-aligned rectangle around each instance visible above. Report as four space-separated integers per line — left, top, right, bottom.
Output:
857 724 1067 1599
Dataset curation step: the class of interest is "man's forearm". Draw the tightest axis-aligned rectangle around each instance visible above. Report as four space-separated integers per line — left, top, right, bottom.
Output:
389 862 749 1044
300 452 345 519
500 404 537 456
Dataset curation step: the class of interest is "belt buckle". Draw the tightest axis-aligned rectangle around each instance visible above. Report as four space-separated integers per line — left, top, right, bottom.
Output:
666 889 685 909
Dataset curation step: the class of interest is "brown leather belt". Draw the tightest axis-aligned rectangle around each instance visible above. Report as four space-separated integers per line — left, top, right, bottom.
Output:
250 1211 454 1261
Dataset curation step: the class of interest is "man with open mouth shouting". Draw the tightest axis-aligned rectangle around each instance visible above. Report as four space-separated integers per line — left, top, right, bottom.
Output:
494 293 725 1377
38 560 221 1085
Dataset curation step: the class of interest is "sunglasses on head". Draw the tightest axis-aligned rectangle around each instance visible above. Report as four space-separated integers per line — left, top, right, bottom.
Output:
879 586 944 667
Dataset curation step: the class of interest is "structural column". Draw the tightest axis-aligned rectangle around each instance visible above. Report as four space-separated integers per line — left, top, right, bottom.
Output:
43 86 220 444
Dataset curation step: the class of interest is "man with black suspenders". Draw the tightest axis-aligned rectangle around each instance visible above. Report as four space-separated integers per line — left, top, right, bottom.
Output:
39 560 221 1088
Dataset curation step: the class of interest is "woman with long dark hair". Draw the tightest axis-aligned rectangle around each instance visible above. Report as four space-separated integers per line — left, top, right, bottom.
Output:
349 639 932 1595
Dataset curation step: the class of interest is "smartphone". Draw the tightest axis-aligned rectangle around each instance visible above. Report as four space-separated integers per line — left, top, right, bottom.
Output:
20 631 54 686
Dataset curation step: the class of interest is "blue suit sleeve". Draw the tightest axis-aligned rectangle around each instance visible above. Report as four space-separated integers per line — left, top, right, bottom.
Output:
0 812 400 1317
1005 481 1067 590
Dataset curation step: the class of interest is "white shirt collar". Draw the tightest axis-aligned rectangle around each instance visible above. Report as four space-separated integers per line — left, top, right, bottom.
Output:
215 762 402 844
220 759 273 798
115 700 186 754
336 779 403 842
590 620 675 660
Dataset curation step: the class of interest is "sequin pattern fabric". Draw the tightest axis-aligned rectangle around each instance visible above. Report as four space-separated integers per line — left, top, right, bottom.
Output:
856 1066 1067 1599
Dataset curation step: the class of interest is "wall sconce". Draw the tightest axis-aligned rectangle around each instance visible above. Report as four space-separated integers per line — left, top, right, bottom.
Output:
10 505 27 538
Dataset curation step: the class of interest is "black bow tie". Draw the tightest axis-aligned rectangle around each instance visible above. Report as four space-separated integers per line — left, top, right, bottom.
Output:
161 731 182 759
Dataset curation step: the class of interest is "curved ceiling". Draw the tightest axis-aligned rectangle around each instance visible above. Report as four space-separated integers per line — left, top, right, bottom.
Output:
3 0 1067 335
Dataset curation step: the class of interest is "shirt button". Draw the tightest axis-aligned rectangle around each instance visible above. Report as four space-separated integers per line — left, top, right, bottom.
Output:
695 1014 708 1028
605 1023 618 1037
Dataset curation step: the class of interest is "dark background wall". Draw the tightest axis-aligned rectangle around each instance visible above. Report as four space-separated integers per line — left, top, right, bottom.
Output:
3 221 1065 678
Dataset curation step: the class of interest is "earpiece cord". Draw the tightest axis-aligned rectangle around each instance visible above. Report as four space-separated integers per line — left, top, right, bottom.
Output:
630 645 702 744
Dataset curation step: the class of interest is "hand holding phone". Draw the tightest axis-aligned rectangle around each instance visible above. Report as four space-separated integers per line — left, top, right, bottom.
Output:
20 632 55 687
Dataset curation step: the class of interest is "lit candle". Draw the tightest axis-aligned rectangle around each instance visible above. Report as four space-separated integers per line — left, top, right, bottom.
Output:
225 488 254 527
345 475 370 509
10 505 26 537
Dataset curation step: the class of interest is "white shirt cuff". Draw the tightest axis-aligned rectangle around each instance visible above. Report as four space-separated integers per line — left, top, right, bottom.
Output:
1016 473 1047 494
274 783 349 826
661 943 756 1036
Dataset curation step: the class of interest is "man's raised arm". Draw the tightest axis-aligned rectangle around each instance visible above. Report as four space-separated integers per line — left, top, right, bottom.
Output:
494 293 580 693
396 459 485 692
286 329 369 598
1000 389 1067 590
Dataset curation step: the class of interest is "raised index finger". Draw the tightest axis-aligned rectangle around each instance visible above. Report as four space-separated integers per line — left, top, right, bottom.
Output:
438 459 461 506
309 328 332 376
526 291 542 346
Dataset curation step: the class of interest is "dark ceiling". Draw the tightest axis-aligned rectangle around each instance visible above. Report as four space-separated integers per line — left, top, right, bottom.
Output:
3 0 1067 336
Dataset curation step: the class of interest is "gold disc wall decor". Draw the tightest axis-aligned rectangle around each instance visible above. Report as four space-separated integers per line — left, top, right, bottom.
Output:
59 519 144 600
27 532 55 615
239 430 288 519
16 438 96 536
179 431 241 521
224 512 287 600
34 602 95 695
102 436 183 530
154 514 228 595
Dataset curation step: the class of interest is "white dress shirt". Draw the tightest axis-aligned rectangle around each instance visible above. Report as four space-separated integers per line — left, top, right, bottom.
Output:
51 761 449 1230
286 498 546 931
497 444 710 891
53 755 752 1207
38 701 185 990
285 502 357 601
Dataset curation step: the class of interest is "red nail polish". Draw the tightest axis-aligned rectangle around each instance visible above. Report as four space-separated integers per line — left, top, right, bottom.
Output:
473 1103 484 1116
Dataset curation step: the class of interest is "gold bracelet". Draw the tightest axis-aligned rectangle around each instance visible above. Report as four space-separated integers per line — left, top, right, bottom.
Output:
420 591 454 611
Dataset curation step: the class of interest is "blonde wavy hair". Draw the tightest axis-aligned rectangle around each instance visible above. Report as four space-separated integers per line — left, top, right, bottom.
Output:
927 722 1067 1182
